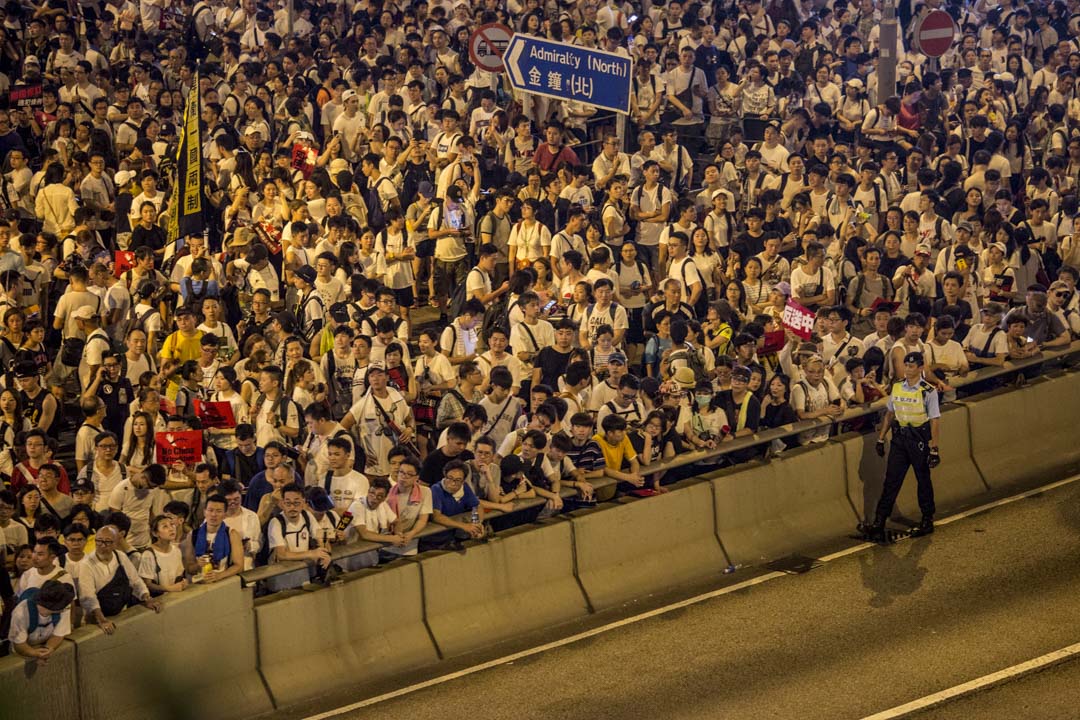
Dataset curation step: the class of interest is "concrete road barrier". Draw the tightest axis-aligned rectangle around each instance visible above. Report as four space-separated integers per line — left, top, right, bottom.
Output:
0 640 79 720
255 561 438 707
712 444 859 565
963 373 1080 491
420 519 588 658
842 405 988 524
70 578 271 720
571 481 726 611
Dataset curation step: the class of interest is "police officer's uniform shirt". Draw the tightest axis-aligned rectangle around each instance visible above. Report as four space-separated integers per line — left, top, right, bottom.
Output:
887 377 941 425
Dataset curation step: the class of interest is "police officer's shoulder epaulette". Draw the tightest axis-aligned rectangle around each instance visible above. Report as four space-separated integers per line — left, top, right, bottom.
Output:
918 379 936 393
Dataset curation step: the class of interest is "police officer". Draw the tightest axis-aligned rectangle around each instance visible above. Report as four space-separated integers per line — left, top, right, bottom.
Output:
865 351 941 542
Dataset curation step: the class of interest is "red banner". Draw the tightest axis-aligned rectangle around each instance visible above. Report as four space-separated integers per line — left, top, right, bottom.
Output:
193 399 236 429
155 430 203 465
781 300 816 340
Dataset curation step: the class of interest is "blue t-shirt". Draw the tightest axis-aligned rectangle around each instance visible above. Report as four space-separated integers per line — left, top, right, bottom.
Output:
431 480 480 516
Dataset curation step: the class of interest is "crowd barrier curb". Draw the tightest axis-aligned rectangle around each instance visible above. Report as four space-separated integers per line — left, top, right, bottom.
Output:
570 481 727 611
711 445 858 565
841 405 989 523
0 639 79 720
419 519 588 658
961 371 1080 491
11 367 1080 718
254 562 437 707
68 578 271 720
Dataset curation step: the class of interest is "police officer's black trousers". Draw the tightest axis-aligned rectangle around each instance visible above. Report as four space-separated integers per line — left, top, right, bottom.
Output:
874 423 935 522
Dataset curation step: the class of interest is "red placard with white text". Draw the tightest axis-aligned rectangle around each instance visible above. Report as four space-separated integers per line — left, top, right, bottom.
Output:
781 300 816 340
193 399 236 429
155 430 203 465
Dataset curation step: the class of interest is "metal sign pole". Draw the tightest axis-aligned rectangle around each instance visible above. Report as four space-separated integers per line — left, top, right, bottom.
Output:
879 0 898 101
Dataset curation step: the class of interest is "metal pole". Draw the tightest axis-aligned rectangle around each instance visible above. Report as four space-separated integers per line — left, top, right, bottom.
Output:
286 0 293 36
879 0 898 102
616 112 627 153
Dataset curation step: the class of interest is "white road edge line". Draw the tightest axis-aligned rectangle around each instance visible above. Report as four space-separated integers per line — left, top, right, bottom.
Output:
301 473 1080 720
858 641 1080 720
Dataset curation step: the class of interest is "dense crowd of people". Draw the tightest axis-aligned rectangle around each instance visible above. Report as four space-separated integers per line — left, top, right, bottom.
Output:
5 0 1080 659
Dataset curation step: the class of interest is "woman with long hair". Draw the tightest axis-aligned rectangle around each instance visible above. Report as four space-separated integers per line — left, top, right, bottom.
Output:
689 227 723 299
122 411 156 468
741 257 770 315
207 368 249 460
0 388 28 450
509 199 552 270
531 257 556 306
384 343 417 403
723 280 749 324
566 281 593 326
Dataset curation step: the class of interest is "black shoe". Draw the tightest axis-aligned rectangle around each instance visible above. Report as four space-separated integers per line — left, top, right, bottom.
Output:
910 517 935 537
858 517 889 544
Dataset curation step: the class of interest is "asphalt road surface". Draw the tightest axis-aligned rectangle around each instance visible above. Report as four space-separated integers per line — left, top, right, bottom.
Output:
284 477 1080 720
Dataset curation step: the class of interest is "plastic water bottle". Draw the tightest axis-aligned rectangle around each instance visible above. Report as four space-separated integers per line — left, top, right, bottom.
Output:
470 507 480 525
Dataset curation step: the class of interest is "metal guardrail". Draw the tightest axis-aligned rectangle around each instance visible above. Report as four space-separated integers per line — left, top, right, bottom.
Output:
239 340 1080 586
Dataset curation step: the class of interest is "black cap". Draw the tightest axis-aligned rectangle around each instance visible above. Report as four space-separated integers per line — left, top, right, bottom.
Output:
304 486 335 513
903 351 925 365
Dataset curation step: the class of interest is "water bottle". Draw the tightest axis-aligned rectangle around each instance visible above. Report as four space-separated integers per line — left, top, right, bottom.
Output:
470 507 480 525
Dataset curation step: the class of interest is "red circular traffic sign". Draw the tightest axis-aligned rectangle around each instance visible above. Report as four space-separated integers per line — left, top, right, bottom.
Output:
469 23 513 73
916 10 957 58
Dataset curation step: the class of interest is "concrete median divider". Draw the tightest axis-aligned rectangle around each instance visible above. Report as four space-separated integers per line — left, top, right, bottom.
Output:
962 372 1080 491
711 444 858 565
420 519 588 658
70 578 271 720
0 639 79 720
841 404 988 523
255 561 438 707
570 481 726 611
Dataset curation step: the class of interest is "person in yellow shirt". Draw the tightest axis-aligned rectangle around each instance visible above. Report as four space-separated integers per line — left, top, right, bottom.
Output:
158 306 204 365
592 414 645 490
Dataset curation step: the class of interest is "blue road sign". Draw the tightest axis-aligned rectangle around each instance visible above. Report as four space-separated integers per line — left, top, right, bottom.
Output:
505 33 632 115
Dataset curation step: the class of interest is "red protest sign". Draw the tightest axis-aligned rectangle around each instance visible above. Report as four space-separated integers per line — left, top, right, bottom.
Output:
781 300 816 340
114 250 135 278
155 430 203 465
193 399 236 429
290 143 316 180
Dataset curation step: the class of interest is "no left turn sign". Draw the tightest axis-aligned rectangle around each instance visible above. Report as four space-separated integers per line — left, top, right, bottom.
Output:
469 23 513 73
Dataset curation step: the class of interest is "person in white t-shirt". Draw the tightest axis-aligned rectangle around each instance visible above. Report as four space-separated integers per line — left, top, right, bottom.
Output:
320 436 370 512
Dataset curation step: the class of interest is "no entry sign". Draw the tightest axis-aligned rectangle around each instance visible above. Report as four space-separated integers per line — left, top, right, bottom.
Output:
469 23 513 73
916 10 957 58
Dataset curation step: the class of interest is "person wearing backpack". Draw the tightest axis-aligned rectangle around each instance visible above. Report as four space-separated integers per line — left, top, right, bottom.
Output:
73 305 112 393
75 524 161 634
8 578 75 663
265 483 331 586
251 365 303 447
664 320 713 385
291 265 326 348
430 184 474 324
579 279 629 348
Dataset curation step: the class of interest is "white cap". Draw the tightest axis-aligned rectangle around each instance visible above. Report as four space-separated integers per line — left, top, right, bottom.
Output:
72 306 98 321
114 170 134 186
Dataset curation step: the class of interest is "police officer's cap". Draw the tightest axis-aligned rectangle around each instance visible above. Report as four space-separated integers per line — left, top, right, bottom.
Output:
903 351 924 365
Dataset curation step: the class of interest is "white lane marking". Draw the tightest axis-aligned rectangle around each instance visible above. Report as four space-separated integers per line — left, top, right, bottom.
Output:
302 473 1080 720
859 642 1080 720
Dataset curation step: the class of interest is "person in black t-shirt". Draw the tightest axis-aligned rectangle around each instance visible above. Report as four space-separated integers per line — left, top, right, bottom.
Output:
533 318 576 389
81 353 133 440
419 421 475 486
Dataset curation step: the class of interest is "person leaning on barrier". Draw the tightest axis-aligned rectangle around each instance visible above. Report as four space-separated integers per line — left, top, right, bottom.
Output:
863 351 941 543
75 525 162 634
8 578 75 665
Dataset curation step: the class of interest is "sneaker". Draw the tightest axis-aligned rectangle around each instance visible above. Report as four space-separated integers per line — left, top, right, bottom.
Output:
910 518 935 537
